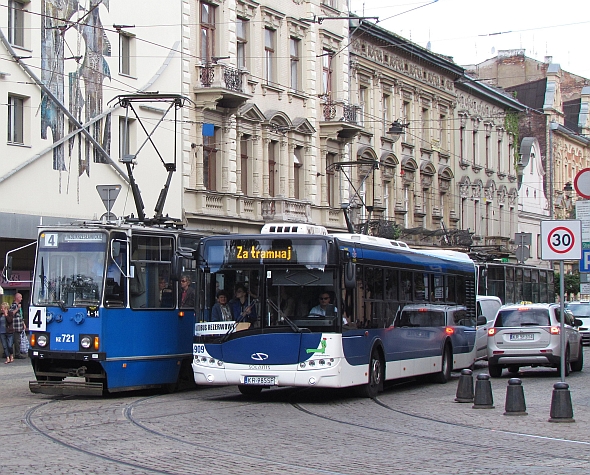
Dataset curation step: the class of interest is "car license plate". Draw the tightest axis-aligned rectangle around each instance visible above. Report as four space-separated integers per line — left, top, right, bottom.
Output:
509 333 534 341
243 376 277 385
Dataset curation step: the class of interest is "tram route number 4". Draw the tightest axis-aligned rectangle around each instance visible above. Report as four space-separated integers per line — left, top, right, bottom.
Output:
540 220 582 261
29 306 47 332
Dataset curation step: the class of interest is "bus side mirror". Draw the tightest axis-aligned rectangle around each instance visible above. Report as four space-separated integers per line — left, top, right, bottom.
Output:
344 260 356 289
3 256 12 281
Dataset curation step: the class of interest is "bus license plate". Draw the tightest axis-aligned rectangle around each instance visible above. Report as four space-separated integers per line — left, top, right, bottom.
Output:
510 333 534 341
244 376 277 385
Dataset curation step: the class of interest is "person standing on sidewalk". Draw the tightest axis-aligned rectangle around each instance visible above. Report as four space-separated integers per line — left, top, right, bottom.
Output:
10 293 26 359
1 302 14 364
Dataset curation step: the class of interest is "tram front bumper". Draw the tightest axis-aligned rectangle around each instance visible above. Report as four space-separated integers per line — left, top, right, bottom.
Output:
192 359 343 388
29 380 104 396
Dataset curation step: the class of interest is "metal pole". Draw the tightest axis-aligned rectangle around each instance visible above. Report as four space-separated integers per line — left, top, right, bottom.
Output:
559 260 565 383
549 120 554 219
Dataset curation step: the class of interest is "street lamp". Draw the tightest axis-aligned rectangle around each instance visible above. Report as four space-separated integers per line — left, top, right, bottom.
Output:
386 120 409 143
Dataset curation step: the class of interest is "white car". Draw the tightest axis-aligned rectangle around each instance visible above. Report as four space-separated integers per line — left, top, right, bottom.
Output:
565 301 590 346
475 296 502 360
487 303 583 377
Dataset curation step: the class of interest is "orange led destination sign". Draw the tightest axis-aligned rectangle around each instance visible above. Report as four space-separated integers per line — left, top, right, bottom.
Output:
235 245 292 261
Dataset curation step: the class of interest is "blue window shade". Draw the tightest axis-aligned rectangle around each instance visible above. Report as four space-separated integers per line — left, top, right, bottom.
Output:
202 123 215 136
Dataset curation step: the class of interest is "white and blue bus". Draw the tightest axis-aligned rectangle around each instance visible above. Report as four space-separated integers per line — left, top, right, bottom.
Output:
192 224 477 397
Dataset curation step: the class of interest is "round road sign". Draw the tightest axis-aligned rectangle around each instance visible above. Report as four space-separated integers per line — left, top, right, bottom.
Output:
547 226 575 254
574 168 590 199
540 220 581 261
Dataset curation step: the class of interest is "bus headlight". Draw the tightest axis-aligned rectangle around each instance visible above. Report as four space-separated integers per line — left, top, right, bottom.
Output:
80 336 92 349
37 334 48 347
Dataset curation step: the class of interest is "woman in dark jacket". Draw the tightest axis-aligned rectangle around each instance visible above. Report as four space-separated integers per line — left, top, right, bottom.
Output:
0 302 14 363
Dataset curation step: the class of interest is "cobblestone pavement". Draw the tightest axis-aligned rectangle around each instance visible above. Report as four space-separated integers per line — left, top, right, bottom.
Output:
2 350 590 475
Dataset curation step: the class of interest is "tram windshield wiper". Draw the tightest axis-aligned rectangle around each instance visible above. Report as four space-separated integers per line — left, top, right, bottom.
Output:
266 299 300 333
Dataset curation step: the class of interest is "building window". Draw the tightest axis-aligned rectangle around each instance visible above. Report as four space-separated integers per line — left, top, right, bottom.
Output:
382 94 390 135
421 107 429 146
119 33 135 76
264 28 275 84
460 125 465 162
497 137 502 171
268 140 277 197
290 38 300 91
402 100 411 142
327 153 337 207
439 114 447 151
7 95 24 144
237 18 247 69
293 147 303 199
203 133 217 191
472 130 478 166
322 51 333 97
119 117 136 159
240 137 249 195
8 1 25 48
485 134 490 169
200 2 216 62
359 86 367 127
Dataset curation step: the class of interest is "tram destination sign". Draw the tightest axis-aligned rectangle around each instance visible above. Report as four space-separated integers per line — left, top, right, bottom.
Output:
540 220 582 261
205 238 328 266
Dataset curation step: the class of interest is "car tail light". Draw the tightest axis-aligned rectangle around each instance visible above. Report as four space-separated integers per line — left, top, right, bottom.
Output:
445 327 454 335
488 328 497 336
550 326 560 335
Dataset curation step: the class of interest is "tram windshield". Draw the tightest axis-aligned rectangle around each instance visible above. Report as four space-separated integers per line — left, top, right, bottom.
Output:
32 231 108 307
198 266 341 336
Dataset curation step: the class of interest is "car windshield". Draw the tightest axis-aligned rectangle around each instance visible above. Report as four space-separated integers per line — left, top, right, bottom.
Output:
495 308 551 327
566 303 590 317
397 310 445 327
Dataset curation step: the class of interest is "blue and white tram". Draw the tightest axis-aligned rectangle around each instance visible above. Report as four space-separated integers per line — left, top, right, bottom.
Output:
192 224 477 397
28 222 200 396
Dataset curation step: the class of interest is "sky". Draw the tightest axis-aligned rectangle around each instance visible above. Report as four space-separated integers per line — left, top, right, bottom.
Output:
348 0 590 79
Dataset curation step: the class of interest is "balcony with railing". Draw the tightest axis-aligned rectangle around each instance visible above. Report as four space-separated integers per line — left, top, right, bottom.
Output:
319 96 363 140
194 62 251 109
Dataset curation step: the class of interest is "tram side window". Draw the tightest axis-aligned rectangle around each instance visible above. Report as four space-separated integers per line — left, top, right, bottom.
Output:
446 275 456 302
385 269 398 300
414 272 428 301
130 236 174 309
455 276 466 305
432 275 444 302
400 271 413 301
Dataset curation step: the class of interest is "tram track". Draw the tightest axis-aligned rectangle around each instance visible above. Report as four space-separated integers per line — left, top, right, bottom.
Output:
288 388 590 467
23 393 350 475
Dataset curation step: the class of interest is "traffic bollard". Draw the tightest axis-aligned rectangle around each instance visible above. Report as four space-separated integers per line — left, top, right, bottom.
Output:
549 382 575 423
472 373 494 409
455 368 474 403
504 378 527 416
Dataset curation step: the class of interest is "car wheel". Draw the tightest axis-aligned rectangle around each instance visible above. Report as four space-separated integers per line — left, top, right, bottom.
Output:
238 385 263 397
508 366 519 374
488 363 502 378
571 345 584 372
357 348 384 398
433 344 452 384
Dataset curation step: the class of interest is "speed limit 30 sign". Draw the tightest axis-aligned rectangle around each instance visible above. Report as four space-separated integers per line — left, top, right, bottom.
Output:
540 220 582 260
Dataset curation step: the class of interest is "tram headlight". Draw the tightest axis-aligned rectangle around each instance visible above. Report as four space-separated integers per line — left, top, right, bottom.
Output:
80 334 99 351
80 336 92 349
37 334 48 348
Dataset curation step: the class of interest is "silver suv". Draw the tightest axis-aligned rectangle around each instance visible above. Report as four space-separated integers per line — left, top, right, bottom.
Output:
487 303 583 377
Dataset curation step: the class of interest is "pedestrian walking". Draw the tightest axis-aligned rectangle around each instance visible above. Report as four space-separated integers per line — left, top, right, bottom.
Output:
11 293 26 359
1 302 14 364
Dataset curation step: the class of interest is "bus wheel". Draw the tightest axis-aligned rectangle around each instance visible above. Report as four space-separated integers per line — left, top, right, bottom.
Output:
357 349 383 398
434 345 452 384
238 385 263 397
